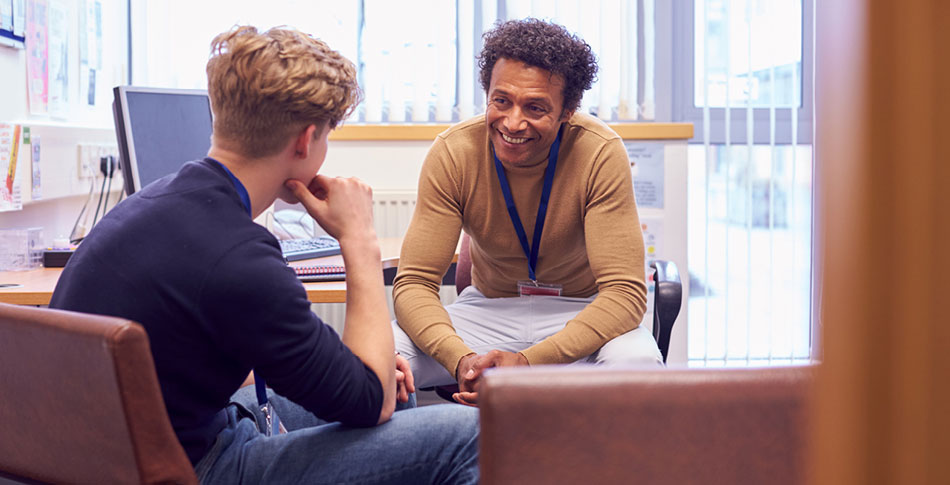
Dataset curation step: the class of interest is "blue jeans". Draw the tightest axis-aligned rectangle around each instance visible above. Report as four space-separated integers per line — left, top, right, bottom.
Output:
194 386 479 484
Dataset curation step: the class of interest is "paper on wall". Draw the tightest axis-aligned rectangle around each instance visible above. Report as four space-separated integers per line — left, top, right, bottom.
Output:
26 0 48 115
79 0 101 106
30 131 40 200
626 142 665 209
1 1 11 31
640 217 663 316
47 0 69 117
12 0 24 37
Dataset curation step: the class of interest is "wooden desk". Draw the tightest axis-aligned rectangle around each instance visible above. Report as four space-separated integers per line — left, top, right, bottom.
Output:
0 237 423 306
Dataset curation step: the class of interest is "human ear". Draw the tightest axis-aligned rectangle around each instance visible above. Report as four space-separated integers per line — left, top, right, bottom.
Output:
294 124 319 158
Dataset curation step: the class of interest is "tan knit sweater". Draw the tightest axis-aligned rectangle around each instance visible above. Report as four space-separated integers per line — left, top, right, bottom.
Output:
393 113 647 377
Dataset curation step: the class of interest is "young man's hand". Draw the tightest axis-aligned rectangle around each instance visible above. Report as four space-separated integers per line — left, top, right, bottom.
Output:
285 175 376 244
287 174 394 422
453 350 528 406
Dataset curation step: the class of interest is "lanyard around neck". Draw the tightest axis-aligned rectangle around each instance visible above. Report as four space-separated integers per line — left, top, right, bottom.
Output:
208 158 252 216
492 125 563 282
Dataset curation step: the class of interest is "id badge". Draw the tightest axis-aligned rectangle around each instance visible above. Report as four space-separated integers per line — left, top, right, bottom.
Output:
261 403 288 436
518 280 563 297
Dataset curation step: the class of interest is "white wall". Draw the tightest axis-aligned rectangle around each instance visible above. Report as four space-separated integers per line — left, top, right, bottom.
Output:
320 140 433 190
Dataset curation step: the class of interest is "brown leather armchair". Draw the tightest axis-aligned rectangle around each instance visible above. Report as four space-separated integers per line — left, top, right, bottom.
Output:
478 365 813 485
0 302 197 484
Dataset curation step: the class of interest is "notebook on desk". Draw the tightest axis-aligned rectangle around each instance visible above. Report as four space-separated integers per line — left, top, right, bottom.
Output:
294 264 346 282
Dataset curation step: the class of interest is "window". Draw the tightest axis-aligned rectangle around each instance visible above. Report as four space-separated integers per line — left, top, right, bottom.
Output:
687 144 813 365
674 0 815 366
359 0 456 122
674 0 813 144
129 0 657 123
129 1 357 92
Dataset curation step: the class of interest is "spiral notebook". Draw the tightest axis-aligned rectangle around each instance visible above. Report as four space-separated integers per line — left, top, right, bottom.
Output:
294 264 346 282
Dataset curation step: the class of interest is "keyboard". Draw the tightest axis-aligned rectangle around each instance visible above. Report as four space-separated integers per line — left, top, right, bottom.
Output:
279 236 342 262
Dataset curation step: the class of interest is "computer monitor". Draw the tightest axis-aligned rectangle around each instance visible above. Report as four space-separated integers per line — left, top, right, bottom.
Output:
112 86 214 195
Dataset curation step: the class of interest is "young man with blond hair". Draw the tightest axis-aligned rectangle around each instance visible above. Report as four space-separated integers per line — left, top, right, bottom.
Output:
51 26 478 484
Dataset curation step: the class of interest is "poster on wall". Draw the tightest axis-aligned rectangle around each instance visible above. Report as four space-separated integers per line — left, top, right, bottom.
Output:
0 123 23 212
1 1 11 31
25 0 48 115
46 0 67 116
626 142 665 209
1 0 26 47
79 0 101 106
47 0 68 117
641 217 663 279
13 0 25 38
640 217 664 315
30 132 40 200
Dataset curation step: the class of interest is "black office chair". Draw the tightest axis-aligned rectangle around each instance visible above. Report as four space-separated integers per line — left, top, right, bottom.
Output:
429 233 683 402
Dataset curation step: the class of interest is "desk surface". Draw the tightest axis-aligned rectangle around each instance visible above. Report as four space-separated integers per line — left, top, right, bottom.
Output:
0 237 413 305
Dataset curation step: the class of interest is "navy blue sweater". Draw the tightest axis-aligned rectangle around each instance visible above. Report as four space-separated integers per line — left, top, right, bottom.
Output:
50 159 382 463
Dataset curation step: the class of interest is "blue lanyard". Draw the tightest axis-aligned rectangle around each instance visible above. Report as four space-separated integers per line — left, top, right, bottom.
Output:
209 158 251 216
209 158 270 409
492 126 563 282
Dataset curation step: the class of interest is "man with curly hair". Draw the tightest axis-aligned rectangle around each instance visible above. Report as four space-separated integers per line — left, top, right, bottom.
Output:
51 26 478 483
393 19 661 405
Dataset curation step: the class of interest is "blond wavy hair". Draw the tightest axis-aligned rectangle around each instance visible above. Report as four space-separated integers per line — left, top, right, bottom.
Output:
206 25 362 158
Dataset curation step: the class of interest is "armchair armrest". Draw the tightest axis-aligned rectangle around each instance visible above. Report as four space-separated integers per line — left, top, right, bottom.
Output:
478 365 813 485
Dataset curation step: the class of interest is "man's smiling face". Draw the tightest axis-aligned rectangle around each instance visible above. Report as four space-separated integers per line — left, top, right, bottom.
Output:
485 58 572 167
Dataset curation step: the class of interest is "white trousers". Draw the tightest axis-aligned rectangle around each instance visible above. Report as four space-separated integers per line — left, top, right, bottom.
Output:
393 286 663 388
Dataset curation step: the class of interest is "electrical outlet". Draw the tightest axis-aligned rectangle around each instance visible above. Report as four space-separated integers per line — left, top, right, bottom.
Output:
77 144 96 178
76 143 120 179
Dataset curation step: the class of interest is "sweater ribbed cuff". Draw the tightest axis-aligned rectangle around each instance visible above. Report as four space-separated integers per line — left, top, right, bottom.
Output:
434 337 476 378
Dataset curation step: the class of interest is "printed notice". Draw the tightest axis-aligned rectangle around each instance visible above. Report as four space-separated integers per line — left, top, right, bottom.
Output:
26 0 48 115
626 142 664 209
30 132 40 200
47 0 68 117
639 217 664 322
79 0 101 106
640 217 663 281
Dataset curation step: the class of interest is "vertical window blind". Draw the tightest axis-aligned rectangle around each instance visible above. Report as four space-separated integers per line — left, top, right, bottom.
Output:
131 0 656 123
686 0 813 366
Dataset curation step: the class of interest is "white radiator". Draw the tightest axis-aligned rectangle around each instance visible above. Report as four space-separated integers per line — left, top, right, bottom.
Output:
371 190 417 239
312 190 458 334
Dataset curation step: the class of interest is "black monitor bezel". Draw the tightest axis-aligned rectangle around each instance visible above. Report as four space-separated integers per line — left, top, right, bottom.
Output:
112 86 212 195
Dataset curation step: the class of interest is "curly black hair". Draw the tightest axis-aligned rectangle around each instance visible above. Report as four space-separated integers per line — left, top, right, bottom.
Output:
478 18 598 114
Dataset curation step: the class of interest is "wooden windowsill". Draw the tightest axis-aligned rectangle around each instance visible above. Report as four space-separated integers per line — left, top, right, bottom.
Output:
329 122 693 141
